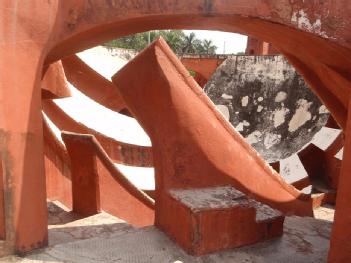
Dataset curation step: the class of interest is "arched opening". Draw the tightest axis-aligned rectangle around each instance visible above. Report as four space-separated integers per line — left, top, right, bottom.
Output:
2 2 351 260
41 7 351 261
45 10 351 130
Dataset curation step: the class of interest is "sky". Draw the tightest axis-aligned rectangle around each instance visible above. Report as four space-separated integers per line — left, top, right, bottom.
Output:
184 30 247 54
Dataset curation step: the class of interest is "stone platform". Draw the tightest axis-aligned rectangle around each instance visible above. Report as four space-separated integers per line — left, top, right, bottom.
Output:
160 186 284 255
0 202 333 263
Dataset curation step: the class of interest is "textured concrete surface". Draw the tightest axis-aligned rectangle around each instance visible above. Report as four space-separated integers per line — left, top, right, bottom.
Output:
169 186 282 221
47 201 134 247
1 203 333 263
205 55 329 162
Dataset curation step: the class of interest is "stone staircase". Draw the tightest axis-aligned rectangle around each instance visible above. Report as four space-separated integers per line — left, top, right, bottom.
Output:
159 186 284 255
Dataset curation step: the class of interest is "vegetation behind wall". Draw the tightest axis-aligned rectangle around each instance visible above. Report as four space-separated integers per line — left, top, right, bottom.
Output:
104 30 217 55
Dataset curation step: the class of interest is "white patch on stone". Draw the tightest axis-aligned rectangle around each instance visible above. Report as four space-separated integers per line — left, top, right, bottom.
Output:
319 105 329 114
291 10 331 39
241 96 249 107
335 148 343 160
243 120 250 127
273 107 290 128
235 122 244 132
215 105 230 121
235 111 239 114
258 97 263 102
275 91 287 103
257 105 263 112
245 131 263 145
264 133 282 149
288 99 313 132
221 93 233 100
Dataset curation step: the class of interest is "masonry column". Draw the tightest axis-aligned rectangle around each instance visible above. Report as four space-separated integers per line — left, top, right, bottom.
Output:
0 1 58 254
328 96 351 262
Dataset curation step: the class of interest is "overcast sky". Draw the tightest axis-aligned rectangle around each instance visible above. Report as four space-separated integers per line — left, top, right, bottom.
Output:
184 30 247 54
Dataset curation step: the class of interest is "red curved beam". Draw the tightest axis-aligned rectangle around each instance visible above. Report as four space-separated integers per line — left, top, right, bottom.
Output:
42 60 71 99
112 38 313 216
45 2 351 129
61 54 127 113
43 118 69 163
42 100 153 167
181 57 225 87
3 1 351 257
298 132 343 190
62 131 154 227
43 118 72 208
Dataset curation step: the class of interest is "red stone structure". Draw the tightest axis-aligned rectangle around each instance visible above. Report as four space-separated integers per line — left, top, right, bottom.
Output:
245 36 279 55
180 55 226 87
1 1 351 262
62 132 154 226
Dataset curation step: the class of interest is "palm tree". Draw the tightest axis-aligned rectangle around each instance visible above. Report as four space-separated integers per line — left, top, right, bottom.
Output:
182 32 197 54
162 30 185 54
202 39 217 54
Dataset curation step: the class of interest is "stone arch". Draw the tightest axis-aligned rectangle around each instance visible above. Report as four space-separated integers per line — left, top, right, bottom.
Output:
2 1 351 260
45 2 351 130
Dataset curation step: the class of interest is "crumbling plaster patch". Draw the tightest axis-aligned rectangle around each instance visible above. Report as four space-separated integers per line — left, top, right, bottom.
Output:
204 55 329 162
291 9 331 39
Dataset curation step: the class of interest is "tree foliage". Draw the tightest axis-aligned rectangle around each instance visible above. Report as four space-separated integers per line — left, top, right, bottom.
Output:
104 30 217 55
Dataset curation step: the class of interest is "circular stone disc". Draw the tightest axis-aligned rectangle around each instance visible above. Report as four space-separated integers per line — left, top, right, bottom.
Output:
204 55 329 163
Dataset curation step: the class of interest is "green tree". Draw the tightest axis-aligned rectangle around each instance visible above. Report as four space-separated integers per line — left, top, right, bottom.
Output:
201 39 217 54
182 32 198 54
160 30 186 53
104 30 218 55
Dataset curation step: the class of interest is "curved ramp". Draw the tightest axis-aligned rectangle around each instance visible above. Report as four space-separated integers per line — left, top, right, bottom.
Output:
112 38 313 216
62 131 154 227
43 118 72 208
43 100 153 167
61 54 128 113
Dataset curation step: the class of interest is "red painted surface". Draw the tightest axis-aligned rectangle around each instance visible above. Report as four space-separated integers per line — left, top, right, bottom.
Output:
113 39 314 217
41 61 71 99
0 1 54 254
45 1 351 130
329 96 351 262
63 134 101 217
43 119 72 209
245 36 279 55
62 132 154 227
61 55 127 113
325 115 341 129
158 192 283 255
0 154 5 240
42 100 153 167
0 0 351 259
298 133 343 190
180 57 225 87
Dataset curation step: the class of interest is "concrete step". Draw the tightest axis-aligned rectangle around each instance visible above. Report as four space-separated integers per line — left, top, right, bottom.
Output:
158 186 284 255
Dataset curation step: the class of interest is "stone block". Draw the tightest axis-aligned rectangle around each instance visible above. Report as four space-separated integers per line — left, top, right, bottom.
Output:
159 186 284 255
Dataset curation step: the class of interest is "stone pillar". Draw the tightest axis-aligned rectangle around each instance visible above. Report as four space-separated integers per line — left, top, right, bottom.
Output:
328 96 351 262
62 134 101 217
0 1 54 254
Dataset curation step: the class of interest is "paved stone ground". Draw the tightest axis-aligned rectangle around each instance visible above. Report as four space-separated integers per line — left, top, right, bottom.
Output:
0 202 334 263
